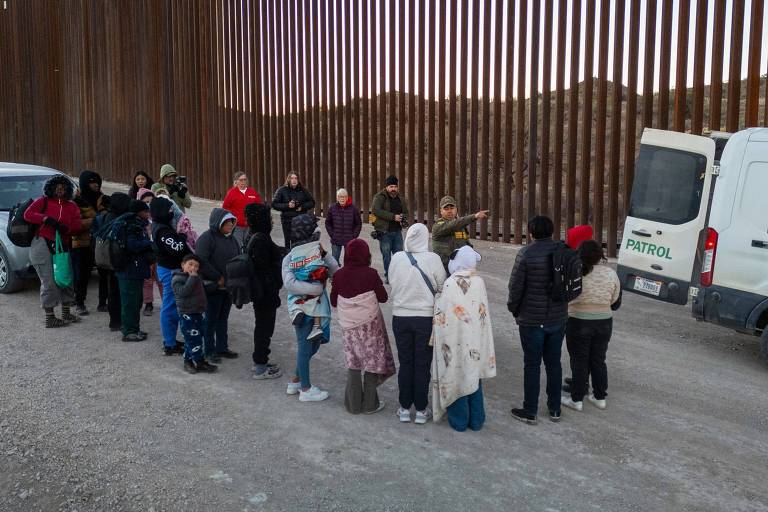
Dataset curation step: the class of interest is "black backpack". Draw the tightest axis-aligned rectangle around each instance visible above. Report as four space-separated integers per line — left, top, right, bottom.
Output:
94 214 130 271
550 242 583 302
6 198 46 247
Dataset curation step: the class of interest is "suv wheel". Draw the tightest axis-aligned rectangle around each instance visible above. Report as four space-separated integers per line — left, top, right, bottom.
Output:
0 246 24 294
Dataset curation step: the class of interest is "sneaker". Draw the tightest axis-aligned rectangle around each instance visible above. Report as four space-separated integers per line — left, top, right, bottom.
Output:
365 401 386 415
45 315 68 328
218 350 239 359
75 304 89 316
96 304 108 313
253 364 282 380
122 333 144 342
510 408 538 425
397 407 412 423
142 303 153 316
414 409 432 425
299 386 329 402
561 396 583 411
183 359 198 374
587 395 607 410
62 312 81 324
291 312 306 326
286 380 302 395
138 331 148 340
307 325 325 343
196 360 219 373
549 409 562 422
163 346 183 356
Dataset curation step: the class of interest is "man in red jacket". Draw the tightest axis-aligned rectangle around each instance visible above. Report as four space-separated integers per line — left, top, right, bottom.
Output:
23 174 82 327
222 171 262 248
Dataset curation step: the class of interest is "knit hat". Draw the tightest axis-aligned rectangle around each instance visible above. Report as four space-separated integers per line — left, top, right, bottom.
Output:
159 163 177 180
129 199 150 214
384 175 398 186
136 187 154 201
290 214 319 244
565 224 594 250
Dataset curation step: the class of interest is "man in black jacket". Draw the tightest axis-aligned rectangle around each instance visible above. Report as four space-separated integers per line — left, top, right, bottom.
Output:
507 215 568 425
151 197 191 356
245 202 285 380
271 173 315 249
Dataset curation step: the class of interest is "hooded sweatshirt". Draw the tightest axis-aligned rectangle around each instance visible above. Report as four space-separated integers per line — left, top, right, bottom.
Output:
150 197 191 270
78 170 104 211
245 202 284 307
330 238 387 307
195 207 241 283
388 223 447 317
23 175 82 245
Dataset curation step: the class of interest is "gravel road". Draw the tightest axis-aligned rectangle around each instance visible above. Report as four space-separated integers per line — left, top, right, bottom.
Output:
1 185 767 511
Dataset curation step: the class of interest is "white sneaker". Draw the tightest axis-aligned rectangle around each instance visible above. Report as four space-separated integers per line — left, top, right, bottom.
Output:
561 396 583 411
587 395 607 410
307 325 325 343
414 409 432 424
299 386 329 402
286 381 302 395
397 407 412 423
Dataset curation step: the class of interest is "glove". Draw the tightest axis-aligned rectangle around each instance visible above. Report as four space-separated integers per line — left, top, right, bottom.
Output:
177 184 188 198
43 217 59 228
56 223 69 235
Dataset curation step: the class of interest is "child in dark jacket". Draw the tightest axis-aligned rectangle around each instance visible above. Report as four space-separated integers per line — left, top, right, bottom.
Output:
115 200 155 342
172 254 218 374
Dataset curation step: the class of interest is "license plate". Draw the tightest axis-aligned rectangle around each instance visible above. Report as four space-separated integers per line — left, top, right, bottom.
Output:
634 276 662 296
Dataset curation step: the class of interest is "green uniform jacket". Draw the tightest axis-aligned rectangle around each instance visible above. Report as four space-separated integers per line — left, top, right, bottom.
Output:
432 214 475 269
370 190 409 233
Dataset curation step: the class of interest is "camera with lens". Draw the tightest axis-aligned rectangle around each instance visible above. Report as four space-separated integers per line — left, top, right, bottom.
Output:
400 218 409 229
371 230 382 241
175 176 187 185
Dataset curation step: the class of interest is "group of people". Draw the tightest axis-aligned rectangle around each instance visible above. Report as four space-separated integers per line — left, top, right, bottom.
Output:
22 168 620 431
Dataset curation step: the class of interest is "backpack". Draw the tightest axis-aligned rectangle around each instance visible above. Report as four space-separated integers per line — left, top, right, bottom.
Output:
225 254 253 308
550 242 583 302
94 214 129 271
6 198 46 247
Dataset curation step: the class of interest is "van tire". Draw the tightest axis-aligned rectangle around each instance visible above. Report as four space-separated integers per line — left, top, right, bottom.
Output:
760 329 768 366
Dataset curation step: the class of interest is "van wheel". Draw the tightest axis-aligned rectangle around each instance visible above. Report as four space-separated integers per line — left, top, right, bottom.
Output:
0 246 24 294
760 329 768 366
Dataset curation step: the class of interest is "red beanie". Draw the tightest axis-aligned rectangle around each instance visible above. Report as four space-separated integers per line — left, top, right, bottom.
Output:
566 225 594 250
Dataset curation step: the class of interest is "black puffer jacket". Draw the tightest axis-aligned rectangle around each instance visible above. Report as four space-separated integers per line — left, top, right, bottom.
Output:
245 202 285 308
507 238 568 326
271 184 315 223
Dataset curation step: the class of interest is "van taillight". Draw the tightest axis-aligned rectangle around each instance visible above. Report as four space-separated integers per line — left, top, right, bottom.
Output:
701 228 718 287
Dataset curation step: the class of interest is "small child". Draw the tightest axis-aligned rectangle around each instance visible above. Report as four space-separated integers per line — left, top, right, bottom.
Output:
286 216 331 343
172 254 218 374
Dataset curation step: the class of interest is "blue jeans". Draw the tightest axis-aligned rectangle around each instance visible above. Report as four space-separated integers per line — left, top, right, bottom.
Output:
519 322 566 416
180 313 206 362
294 315 329 389
205 290 232 356
157 265 180 348
331 244 344 265
378 230 403 279
447 382 486 432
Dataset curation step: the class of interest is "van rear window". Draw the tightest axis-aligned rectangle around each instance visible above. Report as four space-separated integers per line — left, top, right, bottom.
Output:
629 145 708 225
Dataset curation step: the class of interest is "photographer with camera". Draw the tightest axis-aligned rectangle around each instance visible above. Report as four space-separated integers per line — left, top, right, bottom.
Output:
271 172 316 249
370 175 409 283
152 164 192 213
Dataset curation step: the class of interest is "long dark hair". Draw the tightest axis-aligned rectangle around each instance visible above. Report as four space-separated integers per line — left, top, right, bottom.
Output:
579 240 606 276
129 171 155 199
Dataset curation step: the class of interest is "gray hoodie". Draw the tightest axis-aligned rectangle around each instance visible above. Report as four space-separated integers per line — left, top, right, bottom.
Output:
195 208 241 284
171 271 207 314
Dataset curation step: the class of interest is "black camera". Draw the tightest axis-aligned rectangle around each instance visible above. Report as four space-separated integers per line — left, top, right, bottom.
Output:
175 176 187 185
400 218 409 229
371 230 382 241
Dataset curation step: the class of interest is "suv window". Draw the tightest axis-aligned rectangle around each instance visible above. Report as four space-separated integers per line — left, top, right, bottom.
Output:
629 145 708 225
0 175 52 211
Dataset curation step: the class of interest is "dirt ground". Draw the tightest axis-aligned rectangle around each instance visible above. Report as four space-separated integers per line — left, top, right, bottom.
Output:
1 185 767 512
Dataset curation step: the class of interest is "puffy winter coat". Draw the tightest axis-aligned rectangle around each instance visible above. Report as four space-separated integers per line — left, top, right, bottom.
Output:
195 208 242 283
506 238 569 326
325 198 362 247
271 184 315 223
23 175 82 247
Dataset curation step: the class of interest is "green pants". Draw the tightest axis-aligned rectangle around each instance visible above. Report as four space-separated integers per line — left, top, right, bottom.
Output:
118 278 143 336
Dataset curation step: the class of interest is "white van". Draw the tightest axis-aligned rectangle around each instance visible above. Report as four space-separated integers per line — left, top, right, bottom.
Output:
618 128 768 363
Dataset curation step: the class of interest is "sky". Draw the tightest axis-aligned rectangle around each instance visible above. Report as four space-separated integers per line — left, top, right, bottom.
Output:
249 0 768 110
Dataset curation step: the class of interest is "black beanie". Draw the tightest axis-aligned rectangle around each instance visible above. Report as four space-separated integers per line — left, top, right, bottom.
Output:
385 175 398 186
130 199 150 214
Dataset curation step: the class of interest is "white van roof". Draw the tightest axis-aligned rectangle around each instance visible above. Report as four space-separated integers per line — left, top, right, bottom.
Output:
747 128 768 142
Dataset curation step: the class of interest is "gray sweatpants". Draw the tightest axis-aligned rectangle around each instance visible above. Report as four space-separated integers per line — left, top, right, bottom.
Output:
29 236 74 309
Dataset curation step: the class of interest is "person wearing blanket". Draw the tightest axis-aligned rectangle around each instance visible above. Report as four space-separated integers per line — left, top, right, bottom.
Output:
283 214 340 402
330 238 395 415
431 245 496 431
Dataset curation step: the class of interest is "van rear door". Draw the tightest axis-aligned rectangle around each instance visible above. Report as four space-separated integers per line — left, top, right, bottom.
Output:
617 129 716 305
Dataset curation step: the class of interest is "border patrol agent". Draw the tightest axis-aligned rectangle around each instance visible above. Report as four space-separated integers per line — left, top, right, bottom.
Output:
431 195 488 272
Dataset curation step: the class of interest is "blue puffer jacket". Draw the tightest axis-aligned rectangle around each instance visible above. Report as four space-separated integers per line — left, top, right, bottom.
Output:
116 215 154 281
